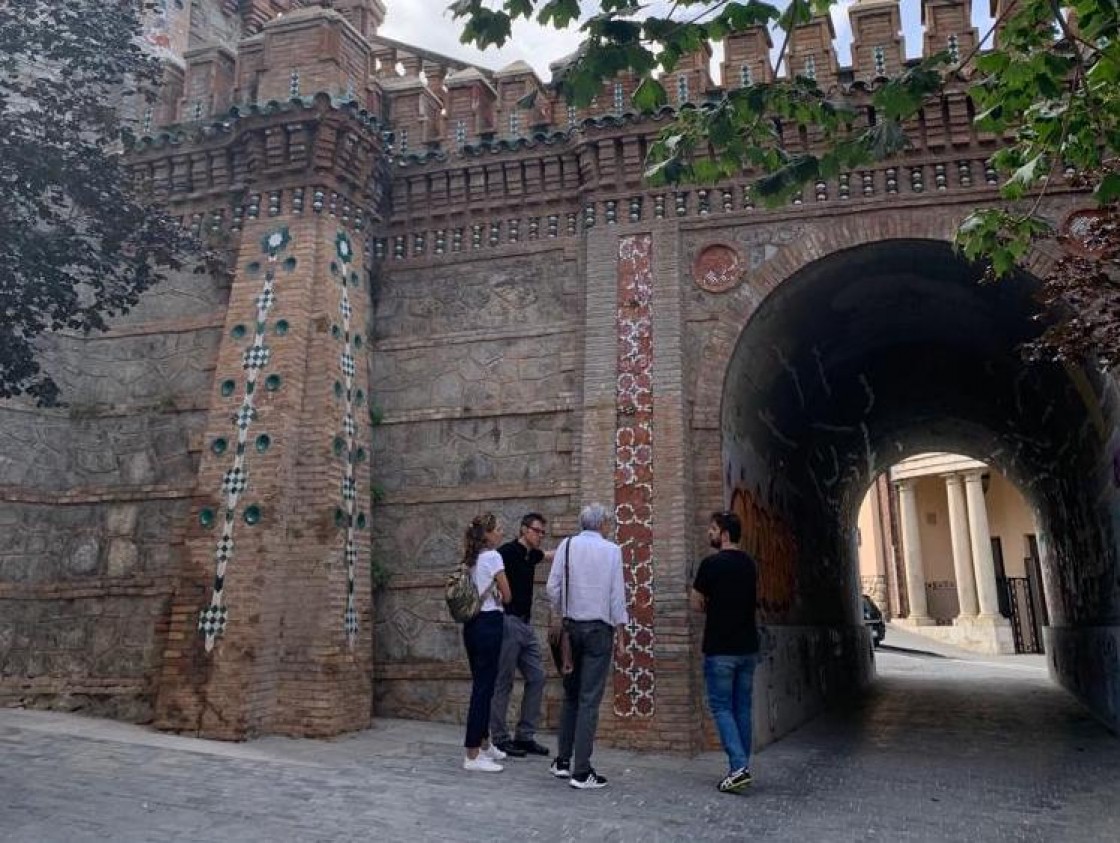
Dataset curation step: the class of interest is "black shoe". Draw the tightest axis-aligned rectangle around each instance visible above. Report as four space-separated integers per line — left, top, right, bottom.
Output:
717 767 753 793
513 739 550 757
493 739 527 758
549 757 571 778
569 768 608 790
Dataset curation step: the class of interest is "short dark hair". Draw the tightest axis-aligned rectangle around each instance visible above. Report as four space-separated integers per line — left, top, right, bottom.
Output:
711 511 742 543
520 512 546 530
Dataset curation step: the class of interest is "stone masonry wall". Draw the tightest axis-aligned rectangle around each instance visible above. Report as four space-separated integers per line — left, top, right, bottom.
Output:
0 264 227 722
369 243 583 725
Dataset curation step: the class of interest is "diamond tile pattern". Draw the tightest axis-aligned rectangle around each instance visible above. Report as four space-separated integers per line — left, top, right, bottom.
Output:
198 605 228 636
200 230 290 651
243 344 271 371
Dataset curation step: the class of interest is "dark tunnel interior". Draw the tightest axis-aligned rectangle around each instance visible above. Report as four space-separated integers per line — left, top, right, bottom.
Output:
721 239 1116 630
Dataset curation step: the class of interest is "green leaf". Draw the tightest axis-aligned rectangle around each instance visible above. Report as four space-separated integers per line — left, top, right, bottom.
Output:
631 77 667 113
1009 154 1045 189
1096 173 1120 205
536 0 580 28
504 0 534 20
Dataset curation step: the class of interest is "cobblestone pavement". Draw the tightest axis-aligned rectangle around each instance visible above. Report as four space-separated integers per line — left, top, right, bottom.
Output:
2 643 1118 843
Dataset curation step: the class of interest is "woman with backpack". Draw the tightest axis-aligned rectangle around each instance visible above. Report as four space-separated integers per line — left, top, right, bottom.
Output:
461 512 512 772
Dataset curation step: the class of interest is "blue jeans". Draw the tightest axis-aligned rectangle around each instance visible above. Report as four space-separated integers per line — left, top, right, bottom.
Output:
704 653 758 773
462 611 504 749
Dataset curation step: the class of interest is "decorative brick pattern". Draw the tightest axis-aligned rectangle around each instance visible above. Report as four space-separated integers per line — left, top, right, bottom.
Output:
613 234 656 718
198 226 290 651
333 230 361 645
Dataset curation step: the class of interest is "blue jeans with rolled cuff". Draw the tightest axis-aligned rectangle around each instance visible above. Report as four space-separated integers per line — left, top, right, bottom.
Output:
703 653 758 772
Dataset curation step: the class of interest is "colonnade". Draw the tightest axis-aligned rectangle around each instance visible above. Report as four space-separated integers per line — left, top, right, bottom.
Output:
894 471 1011 644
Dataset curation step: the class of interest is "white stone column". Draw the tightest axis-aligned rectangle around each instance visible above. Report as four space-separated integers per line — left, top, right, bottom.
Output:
944 473 979 618
896 479 932 623
964 470 1003 619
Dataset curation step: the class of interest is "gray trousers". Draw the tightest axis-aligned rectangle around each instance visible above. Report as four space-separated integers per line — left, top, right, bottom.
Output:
489 614 546 743
557 620 615 778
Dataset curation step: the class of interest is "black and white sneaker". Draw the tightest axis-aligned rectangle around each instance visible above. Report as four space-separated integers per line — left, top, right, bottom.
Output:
549 757 571 779
717 767 753 793
569 769 608 790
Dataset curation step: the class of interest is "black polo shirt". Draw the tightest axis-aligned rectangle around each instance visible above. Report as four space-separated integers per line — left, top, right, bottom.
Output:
497 539 544 621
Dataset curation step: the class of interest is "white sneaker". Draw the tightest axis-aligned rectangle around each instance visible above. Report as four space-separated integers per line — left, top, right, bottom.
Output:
482 743 507 761
463 754 503 773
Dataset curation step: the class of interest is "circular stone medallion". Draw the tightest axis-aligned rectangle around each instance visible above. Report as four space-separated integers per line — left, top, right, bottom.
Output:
693 243 744 293
1061 208 1112 258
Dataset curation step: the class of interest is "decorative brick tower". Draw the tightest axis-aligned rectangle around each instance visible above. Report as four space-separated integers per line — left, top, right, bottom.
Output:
849 0 906 83
786 13 841 90
922 0 980 71
721 26 775 89
152 6 389 739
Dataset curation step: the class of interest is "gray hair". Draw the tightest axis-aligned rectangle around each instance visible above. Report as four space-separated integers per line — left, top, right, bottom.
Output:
579 502 613 531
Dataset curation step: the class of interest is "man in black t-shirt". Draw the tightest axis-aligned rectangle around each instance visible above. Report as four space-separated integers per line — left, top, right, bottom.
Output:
490 512 553 758
691 510 759 794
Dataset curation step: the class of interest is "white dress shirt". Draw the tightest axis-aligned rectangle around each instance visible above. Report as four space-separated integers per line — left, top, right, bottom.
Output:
546 530 629 627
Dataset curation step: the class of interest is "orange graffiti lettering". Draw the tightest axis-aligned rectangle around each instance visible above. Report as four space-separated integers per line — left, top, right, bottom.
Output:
730 486 797 613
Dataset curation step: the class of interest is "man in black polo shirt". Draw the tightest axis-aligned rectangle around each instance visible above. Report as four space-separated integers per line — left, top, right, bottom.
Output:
490 512 552 758
691 510 759 794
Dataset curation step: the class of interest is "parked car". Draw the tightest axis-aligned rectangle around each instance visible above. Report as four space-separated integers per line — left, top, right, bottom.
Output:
862 595 886 646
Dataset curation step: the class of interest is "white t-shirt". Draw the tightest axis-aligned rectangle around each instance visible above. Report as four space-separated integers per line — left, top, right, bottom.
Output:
472 549 505 613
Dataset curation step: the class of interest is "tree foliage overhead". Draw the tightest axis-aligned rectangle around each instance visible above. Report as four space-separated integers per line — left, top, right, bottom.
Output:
453 0 1120 366
0 0 195 405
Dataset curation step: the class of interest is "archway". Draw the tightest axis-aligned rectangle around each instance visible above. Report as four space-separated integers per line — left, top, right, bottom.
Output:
719 238 1120 734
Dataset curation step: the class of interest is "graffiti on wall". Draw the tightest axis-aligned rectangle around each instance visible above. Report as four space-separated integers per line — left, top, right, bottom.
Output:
730 485 798 614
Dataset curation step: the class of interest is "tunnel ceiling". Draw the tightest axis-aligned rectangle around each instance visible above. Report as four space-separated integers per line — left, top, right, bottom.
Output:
722 239 1099 522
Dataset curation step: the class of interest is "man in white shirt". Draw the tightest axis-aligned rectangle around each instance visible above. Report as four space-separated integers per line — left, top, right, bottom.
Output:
545 502 629 789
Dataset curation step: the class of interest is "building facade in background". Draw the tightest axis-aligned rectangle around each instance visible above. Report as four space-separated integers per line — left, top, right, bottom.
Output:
857 454 1047 654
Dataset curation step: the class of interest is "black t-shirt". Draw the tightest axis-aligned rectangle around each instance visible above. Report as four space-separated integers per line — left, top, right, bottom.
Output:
497 540 544 621
693 549 759 655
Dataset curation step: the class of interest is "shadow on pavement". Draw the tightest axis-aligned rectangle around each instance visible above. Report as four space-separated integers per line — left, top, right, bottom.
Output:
876 643 948 659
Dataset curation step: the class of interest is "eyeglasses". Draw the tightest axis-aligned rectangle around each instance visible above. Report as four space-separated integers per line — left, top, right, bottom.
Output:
527 526 546 535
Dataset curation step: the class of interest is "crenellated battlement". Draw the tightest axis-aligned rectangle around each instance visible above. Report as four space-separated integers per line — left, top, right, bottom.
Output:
147 0 997 155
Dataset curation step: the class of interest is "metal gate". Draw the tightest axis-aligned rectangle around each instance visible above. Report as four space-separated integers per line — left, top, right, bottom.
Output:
1005 576 1043 654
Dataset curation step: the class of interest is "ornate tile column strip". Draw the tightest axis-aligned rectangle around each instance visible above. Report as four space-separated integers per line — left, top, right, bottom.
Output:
613 234 656 718
198 226 290 651
333 230 360 645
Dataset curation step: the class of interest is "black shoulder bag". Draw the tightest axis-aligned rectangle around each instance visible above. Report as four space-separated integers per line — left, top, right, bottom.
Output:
548 536 574 675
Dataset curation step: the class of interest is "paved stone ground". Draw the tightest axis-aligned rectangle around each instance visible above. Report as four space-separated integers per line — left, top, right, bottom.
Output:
2 637 1118 843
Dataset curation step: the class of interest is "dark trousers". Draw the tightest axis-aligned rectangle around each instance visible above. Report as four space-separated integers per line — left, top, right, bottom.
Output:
489 614 546 743
557 620 615 778
462 610 504 749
